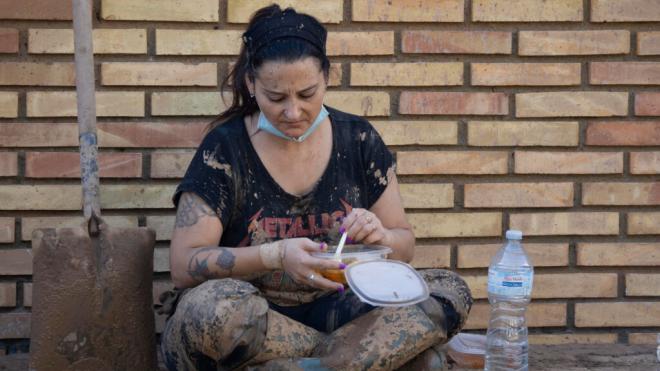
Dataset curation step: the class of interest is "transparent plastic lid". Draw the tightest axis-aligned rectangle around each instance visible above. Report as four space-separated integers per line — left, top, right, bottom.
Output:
345 260 429 307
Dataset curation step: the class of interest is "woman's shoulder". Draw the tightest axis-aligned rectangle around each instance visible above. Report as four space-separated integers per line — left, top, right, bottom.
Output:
199 115 246 147
327 106 376 133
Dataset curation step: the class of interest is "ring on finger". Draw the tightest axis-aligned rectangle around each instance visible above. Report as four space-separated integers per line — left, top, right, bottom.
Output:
308 273 315 281
366 216 373 223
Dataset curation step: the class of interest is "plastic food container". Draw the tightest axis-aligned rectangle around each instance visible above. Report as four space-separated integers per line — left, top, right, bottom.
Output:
311 244 392 284
345 260 429 307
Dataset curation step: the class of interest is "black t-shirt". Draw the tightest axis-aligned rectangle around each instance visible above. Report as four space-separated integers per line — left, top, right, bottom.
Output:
173 106 394 305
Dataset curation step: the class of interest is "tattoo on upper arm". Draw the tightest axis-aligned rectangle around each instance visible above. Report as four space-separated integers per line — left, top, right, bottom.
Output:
187 246 236 282
175 193 216 228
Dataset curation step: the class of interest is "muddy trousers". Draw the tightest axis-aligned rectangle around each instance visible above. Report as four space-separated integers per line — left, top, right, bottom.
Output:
161 269 473 371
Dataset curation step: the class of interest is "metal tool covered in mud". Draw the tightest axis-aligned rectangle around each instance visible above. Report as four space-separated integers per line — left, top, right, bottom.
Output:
29 1 157 370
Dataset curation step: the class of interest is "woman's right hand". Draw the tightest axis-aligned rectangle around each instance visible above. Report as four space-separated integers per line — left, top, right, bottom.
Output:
280 238 346 292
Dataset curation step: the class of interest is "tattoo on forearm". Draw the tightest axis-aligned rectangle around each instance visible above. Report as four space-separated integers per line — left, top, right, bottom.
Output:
217 248 236 272
187 247 236 282
175 193 216 228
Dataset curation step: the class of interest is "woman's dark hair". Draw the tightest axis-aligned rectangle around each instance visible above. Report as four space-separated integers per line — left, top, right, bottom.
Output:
209 5 330 130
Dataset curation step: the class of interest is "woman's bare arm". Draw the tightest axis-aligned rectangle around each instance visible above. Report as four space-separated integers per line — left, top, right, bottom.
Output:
342 173 415 262
170 192 344 289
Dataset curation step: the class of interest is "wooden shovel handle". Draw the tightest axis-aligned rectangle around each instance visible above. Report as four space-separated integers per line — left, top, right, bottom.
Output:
72 0 101 228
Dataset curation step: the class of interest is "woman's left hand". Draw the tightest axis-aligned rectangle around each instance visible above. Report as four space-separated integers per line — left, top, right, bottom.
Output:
341 208 391 246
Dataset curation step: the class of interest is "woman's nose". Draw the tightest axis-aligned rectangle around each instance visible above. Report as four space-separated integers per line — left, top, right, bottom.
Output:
283 100 302 120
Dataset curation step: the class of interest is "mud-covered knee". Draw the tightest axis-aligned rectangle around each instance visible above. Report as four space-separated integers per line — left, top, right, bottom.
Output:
169 279 270 368
417 269 473 338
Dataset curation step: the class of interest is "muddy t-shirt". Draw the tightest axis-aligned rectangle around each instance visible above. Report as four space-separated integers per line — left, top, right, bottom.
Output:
173 106 394 306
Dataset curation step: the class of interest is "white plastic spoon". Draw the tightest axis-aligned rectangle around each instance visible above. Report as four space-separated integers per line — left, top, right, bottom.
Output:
334 231 348 261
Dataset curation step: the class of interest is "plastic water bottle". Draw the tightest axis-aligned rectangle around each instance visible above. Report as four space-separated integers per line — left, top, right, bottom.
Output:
484 230 534 371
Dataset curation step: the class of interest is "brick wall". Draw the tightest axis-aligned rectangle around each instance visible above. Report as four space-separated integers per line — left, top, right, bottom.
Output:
0 0 659 349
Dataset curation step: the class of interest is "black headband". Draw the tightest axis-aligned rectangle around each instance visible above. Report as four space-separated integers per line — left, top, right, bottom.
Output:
242 8 327 57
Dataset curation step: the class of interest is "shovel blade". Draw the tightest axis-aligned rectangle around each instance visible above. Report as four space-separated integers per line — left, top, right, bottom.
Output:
29 223 157 371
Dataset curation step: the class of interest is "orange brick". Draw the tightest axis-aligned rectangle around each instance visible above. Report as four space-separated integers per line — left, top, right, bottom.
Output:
101 185 176 209
0 217 14 243
0 249 32 275
352 0 464 22
150 151 194 178
465 182 573 208
0 91 18 117
472 63 580 86
638 32 660 55
146 216 175 242
529 333 617 345
0 0 71 20
351 63 463 86
515 152 623 174
534 273 618 299
324 91 390 117
583 182 660 206
519 30 630 56
152 92 228 116
400 92 508 115
0 28 19 53
327 32 394 56
23 283 32 307
510 212 619 236
408 212 501 238
0 185 81 210
400 183 454 209
25 152 142 178
586 121 660 146
101 0 219 22
27 91 145 117
227 0 344 24
465 273 617 299
101 62 217 86
635 93 660 116
628 212 660 235
22 216 138 241
577 242 660 266
473 0 582 22
402 31 511 54
468 121 579 147
328 63 342 87
591 0 660 22
458 243 569 268
465 303 566 330
590 62 660 85
0 152 17 176
0 282 16 307
0 184 175 210
0 122 207 148
626 274 660 296
516 92 628 117
153 249 170 272
371 121 458 146
631 152 660 174
156 30 241 55
29 29 147 54
0 313 30 339
397 151 508 175
629 333 657 345
0 62 75 86
575 302 660 327
410 245 451 269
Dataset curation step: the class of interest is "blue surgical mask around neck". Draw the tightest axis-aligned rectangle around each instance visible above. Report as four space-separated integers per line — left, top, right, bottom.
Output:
257 105 329 143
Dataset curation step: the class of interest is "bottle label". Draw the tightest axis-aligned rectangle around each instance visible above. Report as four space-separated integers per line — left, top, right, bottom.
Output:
488 269 533 297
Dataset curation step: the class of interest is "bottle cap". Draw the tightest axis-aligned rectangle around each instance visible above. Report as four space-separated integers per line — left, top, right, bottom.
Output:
506 230 523 240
